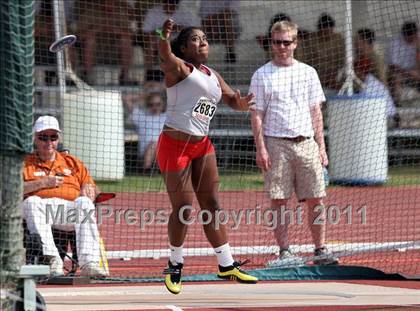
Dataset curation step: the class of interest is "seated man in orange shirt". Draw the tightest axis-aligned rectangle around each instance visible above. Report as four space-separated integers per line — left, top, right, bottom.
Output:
22 116 107 277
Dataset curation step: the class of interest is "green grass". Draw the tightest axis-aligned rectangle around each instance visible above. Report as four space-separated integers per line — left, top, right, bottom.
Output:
97 175 165 192
96 171 264 193
387 166 420 186
96 166 420 193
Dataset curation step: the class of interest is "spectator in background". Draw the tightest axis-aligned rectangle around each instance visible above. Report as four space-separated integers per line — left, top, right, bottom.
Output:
22 116 107 277
199 0 241 63
34 0 62 86
386 21 420 102
417 34 420 70
73 0 137 85
142 0 200 81
133 0 156 49
250 21 339 268
125 89 167 171
256 12 309 63
34 0 55 66
353 28 395 127
301 13 345 93
354 57 396 127
355 28 387 85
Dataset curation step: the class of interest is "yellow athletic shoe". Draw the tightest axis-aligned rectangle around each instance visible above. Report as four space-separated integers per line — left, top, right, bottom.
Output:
163 261 183 294
217 260 258 283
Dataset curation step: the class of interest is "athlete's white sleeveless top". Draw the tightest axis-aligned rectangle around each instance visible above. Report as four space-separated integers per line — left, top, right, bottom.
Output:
165 64 222 136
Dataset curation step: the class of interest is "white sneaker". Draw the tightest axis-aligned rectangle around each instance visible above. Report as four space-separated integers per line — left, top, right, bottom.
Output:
313 247 339 265
80 262 108 277
49 256 64 276
267 249 305 268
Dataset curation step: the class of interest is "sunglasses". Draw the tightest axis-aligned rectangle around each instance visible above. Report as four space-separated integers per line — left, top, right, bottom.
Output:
147 101 163 107
37 134 59 142
272 39 295 46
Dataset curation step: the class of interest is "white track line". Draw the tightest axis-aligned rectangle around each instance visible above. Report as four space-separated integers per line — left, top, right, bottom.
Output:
165 305 184 311
99 240 420 259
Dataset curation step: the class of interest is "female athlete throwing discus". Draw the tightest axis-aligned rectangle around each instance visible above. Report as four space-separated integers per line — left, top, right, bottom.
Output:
156 19 258 294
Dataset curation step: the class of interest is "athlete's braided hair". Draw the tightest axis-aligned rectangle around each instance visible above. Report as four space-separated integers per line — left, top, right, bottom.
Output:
171 26 202 59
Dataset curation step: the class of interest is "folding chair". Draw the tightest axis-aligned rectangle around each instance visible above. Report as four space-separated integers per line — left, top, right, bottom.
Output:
24 192 115 276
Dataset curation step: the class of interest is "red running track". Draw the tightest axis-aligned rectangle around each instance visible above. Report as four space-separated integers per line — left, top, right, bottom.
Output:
94 186 420 278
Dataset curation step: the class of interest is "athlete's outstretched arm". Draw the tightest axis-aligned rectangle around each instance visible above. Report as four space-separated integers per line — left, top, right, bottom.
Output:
213 70 254 111
158 19 190 86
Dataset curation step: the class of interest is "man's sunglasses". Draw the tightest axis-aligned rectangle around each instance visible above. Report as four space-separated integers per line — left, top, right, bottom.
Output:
37 134 59 142
272 39 295 46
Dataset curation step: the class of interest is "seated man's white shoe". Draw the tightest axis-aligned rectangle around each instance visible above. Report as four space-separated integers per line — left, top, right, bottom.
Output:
46 256 64 276
267 249 305 268
80 262 108 277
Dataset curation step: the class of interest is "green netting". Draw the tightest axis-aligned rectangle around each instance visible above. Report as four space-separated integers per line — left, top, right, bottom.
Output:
0 155 25 310
0 0 34 155
30 0 420 284
0 0 34 309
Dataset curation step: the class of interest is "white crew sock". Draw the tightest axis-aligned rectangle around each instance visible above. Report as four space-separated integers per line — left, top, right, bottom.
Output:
169 244 184 265
214 243 234 267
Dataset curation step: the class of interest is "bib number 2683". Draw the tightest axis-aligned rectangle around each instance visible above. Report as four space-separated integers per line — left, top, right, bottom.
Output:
192 97 217 122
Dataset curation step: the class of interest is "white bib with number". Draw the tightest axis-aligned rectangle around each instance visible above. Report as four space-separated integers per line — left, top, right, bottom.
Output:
191 97 217 123
165 63 222 136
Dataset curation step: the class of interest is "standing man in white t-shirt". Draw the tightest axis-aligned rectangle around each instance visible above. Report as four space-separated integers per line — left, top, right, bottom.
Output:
249 21 339 268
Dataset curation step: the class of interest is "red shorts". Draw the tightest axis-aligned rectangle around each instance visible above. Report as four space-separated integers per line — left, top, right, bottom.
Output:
156 132 215 172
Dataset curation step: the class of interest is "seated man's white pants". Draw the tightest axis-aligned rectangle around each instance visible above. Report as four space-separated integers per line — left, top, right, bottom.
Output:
22 196 101 266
